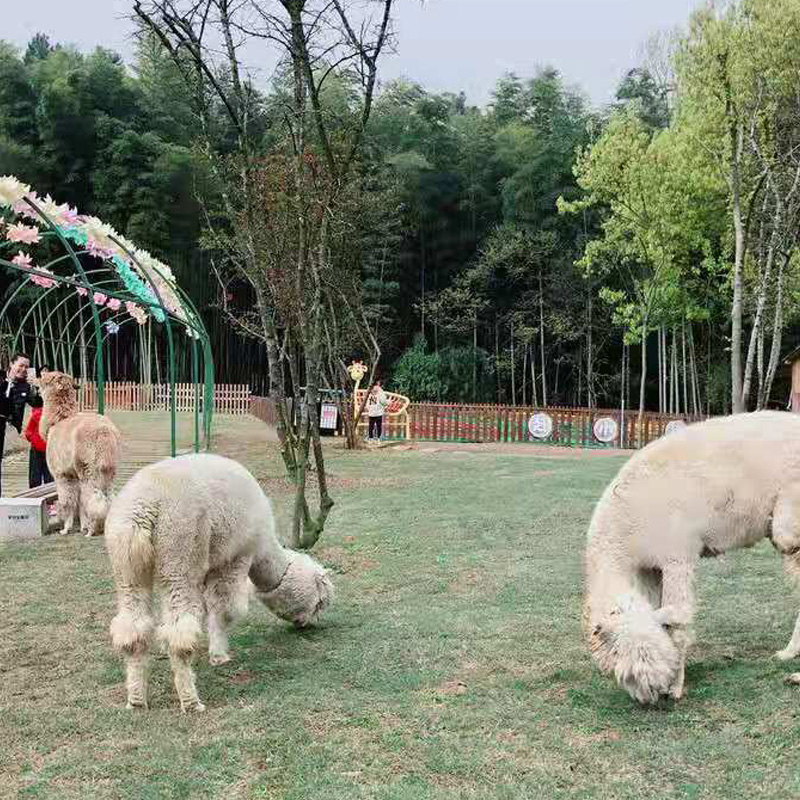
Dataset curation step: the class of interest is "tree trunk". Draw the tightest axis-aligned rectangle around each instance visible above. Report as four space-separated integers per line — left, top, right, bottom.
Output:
681 320 688 416
688 325 700 416
673 327 680 414
420 223 426 339
756 320 765 408
658 324 663 413
620 341 627 449
495 316 500 403
539 269 547 407
730 121 746 413
762 253 789 409
472 311 478 401
587 294 595 409
637 320 648 445
510 318 516 406
707 319 712 416
742 234 776 409
554 355 561 400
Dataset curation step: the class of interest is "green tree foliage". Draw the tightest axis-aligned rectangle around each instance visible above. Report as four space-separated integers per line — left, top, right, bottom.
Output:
5 0 800 415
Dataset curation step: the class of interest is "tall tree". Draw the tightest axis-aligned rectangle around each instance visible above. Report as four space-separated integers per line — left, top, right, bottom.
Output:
134 0 396 547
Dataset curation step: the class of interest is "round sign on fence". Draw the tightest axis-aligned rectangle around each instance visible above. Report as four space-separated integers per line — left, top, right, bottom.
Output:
593 416 618 443
528 412 553 440
665 420 687 435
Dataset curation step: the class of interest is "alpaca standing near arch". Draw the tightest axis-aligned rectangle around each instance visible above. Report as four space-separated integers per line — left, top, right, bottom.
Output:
105 453 334 712
39 371 122 537
584 411 800 704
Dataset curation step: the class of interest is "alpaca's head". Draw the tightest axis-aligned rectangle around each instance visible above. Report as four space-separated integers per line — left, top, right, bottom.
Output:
38 370 78 433
587 594 681 704
257 551 334 628
39 371 78 406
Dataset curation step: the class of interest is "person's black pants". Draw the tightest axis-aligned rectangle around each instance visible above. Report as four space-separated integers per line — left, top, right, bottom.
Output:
0 422 5 496
368 415 383 439
29 449 53 488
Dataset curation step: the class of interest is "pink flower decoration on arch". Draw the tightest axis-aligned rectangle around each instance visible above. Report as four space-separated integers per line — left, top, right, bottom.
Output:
125 301 148 325
6 223 40 244
11 251 33 269
11 252 57 288
11 190 39 220
76 286 88 297
93 291 108 306
106 297 122 312
31 270 57 289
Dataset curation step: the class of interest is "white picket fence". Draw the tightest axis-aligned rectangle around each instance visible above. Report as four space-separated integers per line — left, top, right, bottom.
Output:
77 382 250 415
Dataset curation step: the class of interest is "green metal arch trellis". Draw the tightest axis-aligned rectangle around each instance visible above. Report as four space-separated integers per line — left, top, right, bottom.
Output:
0 177 215 456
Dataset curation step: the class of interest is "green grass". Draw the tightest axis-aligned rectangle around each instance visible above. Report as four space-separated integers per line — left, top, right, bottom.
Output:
2 425 800 799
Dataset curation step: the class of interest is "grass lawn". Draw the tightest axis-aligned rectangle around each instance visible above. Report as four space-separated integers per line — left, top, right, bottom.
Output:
2 417 800 799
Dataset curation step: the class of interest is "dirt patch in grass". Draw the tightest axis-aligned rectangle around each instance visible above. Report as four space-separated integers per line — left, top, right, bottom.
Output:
316 545 380 574
437 680 469 696
447 568 494 594
229 671 256 685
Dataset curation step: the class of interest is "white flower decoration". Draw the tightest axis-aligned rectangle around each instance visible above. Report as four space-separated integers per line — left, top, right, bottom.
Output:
0 175 32 208
80 215 119 256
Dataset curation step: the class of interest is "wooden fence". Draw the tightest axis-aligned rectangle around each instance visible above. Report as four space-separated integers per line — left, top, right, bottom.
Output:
249 396 699 449
407 403 700 449
78 382 251 415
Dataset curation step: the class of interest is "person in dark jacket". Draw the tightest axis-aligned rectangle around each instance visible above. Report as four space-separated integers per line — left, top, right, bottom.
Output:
25 363 53 488
0 352 37 495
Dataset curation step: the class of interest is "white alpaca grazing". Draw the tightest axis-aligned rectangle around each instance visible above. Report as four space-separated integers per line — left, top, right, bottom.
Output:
105 453 334 712
584 411 800 704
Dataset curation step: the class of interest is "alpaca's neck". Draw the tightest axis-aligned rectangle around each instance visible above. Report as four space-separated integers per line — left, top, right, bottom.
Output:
586 559 634 613
40 394 77 437
585 515 638 621
249 545 293 593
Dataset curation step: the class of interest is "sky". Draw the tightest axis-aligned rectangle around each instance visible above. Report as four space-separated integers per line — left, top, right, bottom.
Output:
4 0 706 107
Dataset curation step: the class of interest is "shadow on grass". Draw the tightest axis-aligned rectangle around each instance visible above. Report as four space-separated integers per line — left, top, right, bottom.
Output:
565 655 795 723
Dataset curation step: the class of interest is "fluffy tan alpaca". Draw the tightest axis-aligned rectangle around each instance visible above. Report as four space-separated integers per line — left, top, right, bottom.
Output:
584 411 800 705
39 371 122 537
105 453 334 712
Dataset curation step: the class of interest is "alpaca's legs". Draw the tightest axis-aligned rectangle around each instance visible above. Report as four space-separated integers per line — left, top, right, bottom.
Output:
78 470 113 537
204 556 251 666
110 589 155 709
776 611 800 661
160 583 206 712
770 490 800 660
168 646 204 712
79 482 92 537
656 560 695 701
56 477 80 535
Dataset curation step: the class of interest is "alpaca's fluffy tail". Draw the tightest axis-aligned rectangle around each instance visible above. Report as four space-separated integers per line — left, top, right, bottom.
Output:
106 513 156 654
85 426 122 532
589 594 681 705
107 516 154 587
